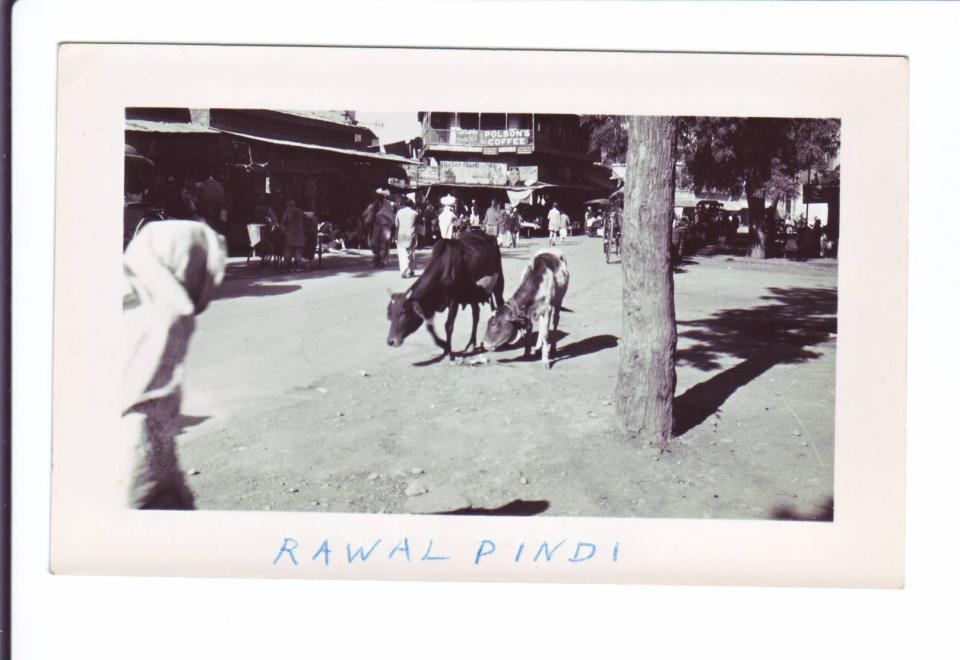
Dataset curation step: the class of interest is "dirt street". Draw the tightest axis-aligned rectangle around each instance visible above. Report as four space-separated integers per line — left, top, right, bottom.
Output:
177 235 837 520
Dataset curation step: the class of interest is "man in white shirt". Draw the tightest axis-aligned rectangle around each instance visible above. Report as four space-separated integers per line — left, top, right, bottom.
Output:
547 202 562 246
438 194 457 239
395 197 419 278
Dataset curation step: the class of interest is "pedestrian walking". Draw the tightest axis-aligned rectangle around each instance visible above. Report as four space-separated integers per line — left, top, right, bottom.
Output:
395 197 419 278
469 199 480 227
281 197 306 270
498 203 513 247
199 173 226 231
438 194 457 239
559 210 570 244
548 202 561 246
484 200 500 238
121 220 227 509
509 206 520 248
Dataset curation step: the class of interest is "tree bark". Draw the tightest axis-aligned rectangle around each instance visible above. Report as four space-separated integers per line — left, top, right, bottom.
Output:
747 194 768 258
615 116 677 447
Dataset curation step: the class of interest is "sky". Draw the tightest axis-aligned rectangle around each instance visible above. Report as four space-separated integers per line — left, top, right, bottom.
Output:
353 111 422 145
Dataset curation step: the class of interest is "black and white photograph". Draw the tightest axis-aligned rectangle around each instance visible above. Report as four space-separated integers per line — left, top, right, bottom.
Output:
45 44 905 588
121 107 840 521
15 1 957 656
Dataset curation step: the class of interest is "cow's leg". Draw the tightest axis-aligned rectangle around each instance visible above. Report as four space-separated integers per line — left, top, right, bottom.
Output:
421 315 446 352
444 302 459 359
551 305 561 353
538 312 552 369
464 301 480 353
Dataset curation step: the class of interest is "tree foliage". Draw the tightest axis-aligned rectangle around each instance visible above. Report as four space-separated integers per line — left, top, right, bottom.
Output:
676 117 840 201
580 115 629 164
581 115 840 257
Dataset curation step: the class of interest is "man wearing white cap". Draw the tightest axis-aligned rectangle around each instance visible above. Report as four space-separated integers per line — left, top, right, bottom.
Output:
438 194 457 239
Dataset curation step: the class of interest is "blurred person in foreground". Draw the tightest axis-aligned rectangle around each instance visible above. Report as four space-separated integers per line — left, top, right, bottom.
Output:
121 220 227 509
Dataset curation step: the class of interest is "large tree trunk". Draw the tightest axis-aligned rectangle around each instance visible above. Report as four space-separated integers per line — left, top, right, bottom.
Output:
615 116 677 447
747 194 768 258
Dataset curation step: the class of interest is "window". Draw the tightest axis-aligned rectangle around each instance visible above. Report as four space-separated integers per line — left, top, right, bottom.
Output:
457 113 479 130
480 113 507 130
430 112 453 129
507 114 532 130
354 133 362 143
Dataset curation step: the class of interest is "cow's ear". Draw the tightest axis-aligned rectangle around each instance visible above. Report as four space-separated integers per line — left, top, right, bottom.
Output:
412 301 427 320
476 273 499 293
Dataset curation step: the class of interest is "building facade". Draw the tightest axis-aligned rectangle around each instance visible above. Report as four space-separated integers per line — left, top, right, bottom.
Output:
408 112 615 221
125 108 415 255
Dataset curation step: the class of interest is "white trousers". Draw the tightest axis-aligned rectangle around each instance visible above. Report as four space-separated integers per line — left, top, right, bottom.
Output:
397 230 416 274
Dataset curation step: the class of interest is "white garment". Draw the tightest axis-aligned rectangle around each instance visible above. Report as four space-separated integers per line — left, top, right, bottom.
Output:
547 208 561 231
122 221 226 509
439 207 457 239
395 207 419 274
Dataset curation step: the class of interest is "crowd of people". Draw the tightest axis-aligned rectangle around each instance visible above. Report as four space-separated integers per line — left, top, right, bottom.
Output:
781 215 834 260
358 189 558 278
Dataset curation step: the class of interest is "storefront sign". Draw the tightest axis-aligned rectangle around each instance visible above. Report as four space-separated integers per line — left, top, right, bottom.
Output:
802 183 839 204
451 128 534 148
506 166 539 187
439 161 508 186
480 128 532 147
453 129 479 146
401 163 440 186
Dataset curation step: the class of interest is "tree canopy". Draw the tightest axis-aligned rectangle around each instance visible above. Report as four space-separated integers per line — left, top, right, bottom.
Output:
676 117 840 202
581 115 840 257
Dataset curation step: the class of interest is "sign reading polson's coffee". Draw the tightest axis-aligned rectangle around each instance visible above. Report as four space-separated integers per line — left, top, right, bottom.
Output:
452 128 534 148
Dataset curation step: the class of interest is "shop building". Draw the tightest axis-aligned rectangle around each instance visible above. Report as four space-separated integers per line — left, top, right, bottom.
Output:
407 112 615 223
125 108 417 255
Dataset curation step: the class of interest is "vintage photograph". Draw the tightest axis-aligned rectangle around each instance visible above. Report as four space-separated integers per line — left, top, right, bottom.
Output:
122 108 839 520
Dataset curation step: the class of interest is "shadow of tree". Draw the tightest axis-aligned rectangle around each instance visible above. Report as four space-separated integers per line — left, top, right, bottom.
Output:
674 286 837 436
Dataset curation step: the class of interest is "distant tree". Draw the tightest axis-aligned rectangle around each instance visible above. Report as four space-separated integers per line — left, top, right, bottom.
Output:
615 116 677 447
581 116 840 258
677 117 840 258
580 115 628 164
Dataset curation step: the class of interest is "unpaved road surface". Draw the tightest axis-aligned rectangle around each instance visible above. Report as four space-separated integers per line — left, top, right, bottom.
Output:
177 236 837 520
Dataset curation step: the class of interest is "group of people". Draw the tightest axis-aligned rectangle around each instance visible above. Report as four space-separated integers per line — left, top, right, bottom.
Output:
479 198 521 248
782 215 833 260
547 202 571 246
361 189 539 279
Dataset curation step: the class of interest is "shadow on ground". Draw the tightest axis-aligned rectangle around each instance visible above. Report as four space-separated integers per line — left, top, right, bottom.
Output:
214 252 405 300
768 496 834 522
673 286 837 436
173 414 210 437
435 499 550 516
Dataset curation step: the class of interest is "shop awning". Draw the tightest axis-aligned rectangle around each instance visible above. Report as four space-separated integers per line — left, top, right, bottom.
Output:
125 119 219 134
213 129 419 165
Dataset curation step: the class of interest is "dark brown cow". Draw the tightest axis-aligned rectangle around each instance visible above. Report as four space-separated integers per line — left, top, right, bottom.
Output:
387 231 505 359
